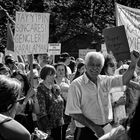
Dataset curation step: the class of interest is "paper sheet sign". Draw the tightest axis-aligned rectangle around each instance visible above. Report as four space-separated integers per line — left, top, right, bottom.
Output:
14 12 50 55
103 25 130 61
48 43 61 55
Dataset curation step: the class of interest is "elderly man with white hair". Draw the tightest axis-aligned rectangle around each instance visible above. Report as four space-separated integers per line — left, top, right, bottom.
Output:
65 50 139 140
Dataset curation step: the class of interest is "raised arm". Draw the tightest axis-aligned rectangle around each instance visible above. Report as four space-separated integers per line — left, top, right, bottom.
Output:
122 50 140 85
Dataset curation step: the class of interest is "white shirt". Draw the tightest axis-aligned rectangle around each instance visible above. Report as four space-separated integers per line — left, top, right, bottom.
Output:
65 73 123 127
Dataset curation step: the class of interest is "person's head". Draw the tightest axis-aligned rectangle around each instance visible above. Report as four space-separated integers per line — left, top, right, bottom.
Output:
40 64 56 85
17 62 26 74
77 62 85 75
101 54 117 76
0 63 11 76
68 60 76 73
5 57 17 71
73 62 85 80
76 58 84 67
60 52 71 65
85 52 104 80
0 75 21 117
28 62 41 73
12 70 30 96
27 69 40 88
37 54 49 67
54 62 68 78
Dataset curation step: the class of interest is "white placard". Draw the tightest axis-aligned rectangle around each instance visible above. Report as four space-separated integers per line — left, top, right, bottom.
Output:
14 12 50 55
48 43 61 55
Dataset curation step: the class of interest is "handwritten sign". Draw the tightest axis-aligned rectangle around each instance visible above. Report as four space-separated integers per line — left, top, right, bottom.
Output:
116 3 140 51
79 49 96 60
14 12 50 55
48 43 61 55
103 25 130 61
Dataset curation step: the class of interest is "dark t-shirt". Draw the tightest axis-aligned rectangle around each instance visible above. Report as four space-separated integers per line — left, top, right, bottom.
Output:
0 114 31 140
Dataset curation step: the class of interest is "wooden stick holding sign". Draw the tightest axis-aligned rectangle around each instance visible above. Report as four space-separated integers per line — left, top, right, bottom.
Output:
28 54 33 88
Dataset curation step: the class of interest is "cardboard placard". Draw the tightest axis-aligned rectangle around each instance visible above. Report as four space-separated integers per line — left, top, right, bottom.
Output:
116 3 140 51
103 25 130 61
48 43 61 55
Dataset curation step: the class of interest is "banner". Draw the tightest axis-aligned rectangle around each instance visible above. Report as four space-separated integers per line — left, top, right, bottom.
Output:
103 25 130 61
14 12 50 55
115 3 140 51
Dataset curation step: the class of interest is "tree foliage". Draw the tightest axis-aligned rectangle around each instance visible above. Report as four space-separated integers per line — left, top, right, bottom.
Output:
0 0 139 52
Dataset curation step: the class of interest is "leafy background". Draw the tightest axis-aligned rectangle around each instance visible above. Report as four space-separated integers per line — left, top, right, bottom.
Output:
0 0 139 58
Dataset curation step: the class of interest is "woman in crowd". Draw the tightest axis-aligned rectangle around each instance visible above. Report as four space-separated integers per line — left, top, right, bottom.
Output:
11 70 35 133
54 62 70 100
36 64 64 140
0 75 31 140
54 62 71 140
100 54 126 126
27 69 41 128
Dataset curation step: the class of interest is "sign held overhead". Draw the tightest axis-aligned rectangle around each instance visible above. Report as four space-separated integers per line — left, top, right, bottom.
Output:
14 12 50 55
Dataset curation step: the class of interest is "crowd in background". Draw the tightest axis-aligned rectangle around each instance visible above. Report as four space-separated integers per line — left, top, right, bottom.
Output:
0 50 140 140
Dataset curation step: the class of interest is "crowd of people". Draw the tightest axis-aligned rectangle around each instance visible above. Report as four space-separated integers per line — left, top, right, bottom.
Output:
0 50 140 140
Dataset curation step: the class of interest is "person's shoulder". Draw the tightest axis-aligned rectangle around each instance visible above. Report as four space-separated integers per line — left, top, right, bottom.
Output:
0 114 11 124
71 75 83 84
2 118 31 140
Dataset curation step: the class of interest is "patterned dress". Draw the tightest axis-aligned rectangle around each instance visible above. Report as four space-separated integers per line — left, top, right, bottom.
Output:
37 82 64 132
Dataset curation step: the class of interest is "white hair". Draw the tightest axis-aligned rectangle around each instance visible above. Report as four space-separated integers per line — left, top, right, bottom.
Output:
85 52 105 66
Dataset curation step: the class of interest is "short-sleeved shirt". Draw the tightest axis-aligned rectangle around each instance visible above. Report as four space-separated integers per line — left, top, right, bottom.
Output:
65 73 123 127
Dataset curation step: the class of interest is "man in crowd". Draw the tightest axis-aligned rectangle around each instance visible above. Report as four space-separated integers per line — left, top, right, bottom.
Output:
65 50 139 140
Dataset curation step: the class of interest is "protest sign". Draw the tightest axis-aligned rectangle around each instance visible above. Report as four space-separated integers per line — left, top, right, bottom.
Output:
79 49 96 60
48 43 61 55
115 3 140 51
103 25 130 61
14 12 50 55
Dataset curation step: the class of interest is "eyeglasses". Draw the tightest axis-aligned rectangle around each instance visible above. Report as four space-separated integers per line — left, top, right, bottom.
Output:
108 63 116 68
